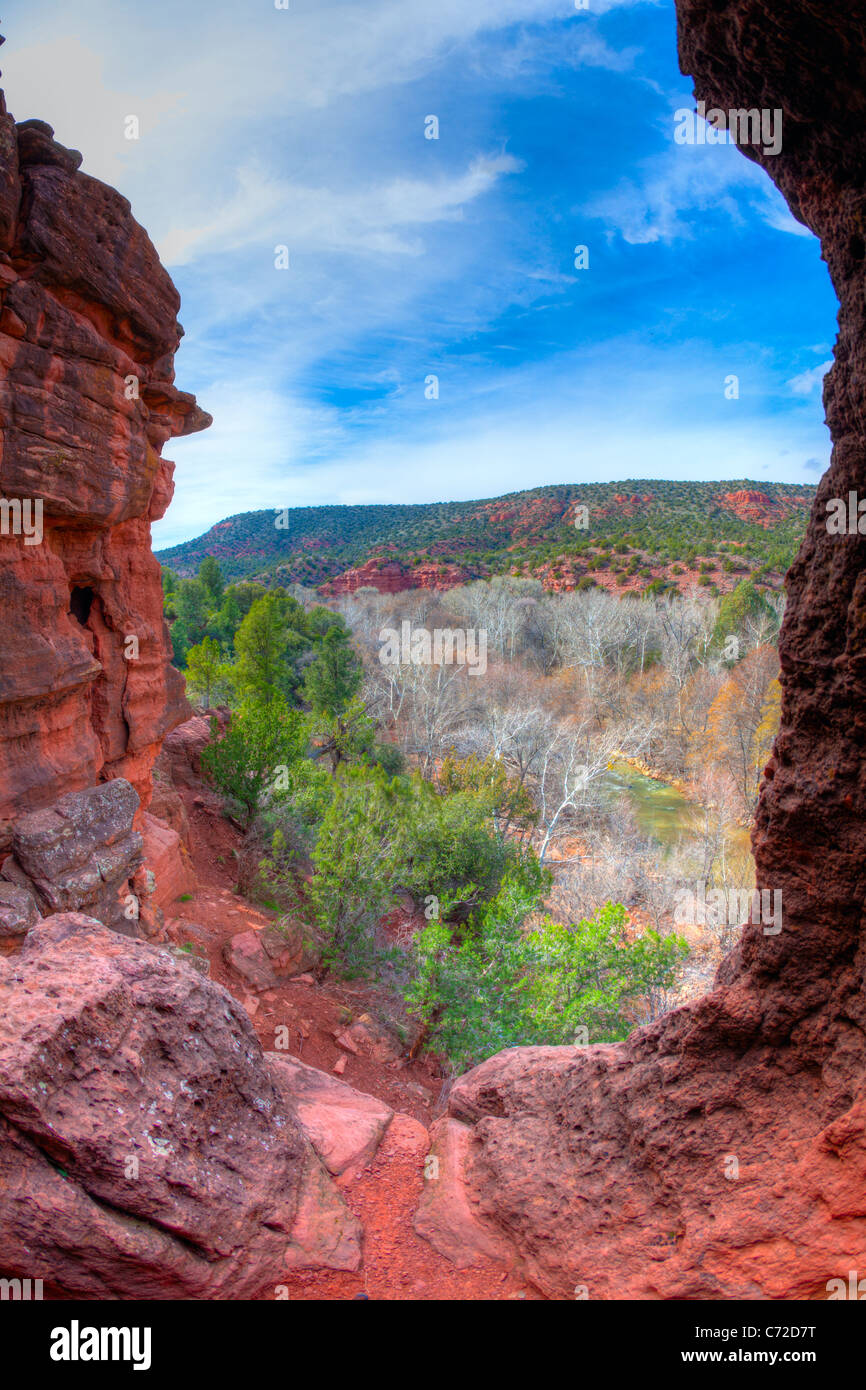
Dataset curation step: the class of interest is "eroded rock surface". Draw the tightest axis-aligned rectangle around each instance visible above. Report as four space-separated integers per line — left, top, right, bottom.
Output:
1 778 148 934
0 100 210 849
0 914 360 1297
269 1052 394 1177
415 0 866 1299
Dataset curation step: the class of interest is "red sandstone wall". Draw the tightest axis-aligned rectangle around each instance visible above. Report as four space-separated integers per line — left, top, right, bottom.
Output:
0 103 210 849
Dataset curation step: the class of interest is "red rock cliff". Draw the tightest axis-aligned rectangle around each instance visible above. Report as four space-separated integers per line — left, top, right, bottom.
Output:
0 98 210 849
417 0 866 1298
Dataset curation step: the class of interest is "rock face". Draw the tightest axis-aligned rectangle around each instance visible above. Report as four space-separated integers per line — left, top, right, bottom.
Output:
0 778 152 935
335 1011 415 1064
0 99 210 850
414 1118 514 1270
716 489 809 527
160 713 227 789
140 811 195 912
0 879 39 941
319 556 470 597
223 920 322 991
269 1053 394 1177
416 1 866 1299
0 914 361 1297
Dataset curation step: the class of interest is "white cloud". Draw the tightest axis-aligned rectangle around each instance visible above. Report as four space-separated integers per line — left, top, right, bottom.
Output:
158 153 523 267
3 0 829 552
759 201 814 239
0 0 629 171
788 360 833 396
586 125 818 245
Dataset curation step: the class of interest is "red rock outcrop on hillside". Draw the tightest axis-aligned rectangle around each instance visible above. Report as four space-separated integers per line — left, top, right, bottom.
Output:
717 488 809 527
416 0 866 1298
0 102 210 849
319 556 470 596
467 493 566 539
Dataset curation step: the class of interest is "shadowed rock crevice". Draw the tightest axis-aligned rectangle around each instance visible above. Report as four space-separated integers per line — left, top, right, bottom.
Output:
68 585 94 626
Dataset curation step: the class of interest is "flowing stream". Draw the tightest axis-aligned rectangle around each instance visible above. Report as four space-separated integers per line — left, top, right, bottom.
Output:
603 761 697 847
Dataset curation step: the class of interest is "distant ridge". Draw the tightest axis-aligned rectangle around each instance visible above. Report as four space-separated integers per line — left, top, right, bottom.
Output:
157 479 816 597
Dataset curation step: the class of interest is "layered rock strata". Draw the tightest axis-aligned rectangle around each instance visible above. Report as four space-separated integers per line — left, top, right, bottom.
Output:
0 98 210 850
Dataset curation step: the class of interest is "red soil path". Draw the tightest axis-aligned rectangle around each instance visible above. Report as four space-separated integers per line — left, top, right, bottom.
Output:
168 788 542 1301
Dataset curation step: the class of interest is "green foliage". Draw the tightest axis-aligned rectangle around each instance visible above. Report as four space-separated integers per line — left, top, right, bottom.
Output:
405 880 688 1072
713 579 777 650
200 698 308 826
170 618 189 665
233 592 309 704
210 586 244 650
310 694 375 772
185 636 232 709
302 622 362 717
402 788 511 915
307 766 412 973
305 604 347 638
198 556 225 606
156 481 814 591
645 576 675 596
368 741 405 777
299 758 536 975
438 752 536 843
175 578 210 647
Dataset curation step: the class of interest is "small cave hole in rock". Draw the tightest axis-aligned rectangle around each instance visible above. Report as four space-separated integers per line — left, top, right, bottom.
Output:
69 585 95 626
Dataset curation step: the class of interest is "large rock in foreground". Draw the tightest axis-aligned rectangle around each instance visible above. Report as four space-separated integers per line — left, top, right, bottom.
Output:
427 1033 866 1299
0 914 359 1298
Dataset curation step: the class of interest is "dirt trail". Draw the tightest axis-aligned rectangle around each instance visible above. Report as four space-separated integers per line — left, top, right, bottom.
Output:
168 790 541 1301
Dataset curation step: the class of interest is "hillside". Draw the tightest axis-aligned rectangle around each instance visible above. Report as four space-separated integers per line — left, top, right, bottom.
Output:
157 479 816 597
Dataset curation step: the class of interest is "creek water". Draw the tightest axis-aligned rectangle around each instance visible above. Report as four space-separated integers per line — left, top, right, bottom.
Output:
603 761 697 846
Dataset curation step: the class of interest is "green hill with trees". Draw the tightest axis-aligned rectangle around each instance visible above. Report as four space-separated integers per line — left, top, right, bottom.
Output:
156 479 816 596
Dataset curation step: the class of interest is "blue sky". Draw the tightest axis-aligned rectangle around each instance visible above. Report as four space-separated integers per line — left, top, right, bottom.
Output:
2 0 837 546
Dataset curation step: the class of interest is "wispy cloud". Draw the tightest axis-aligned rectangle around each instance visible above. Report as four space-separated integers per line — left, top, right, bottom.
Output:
585 132 815 246
159 153 523 266
788 360 833 396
